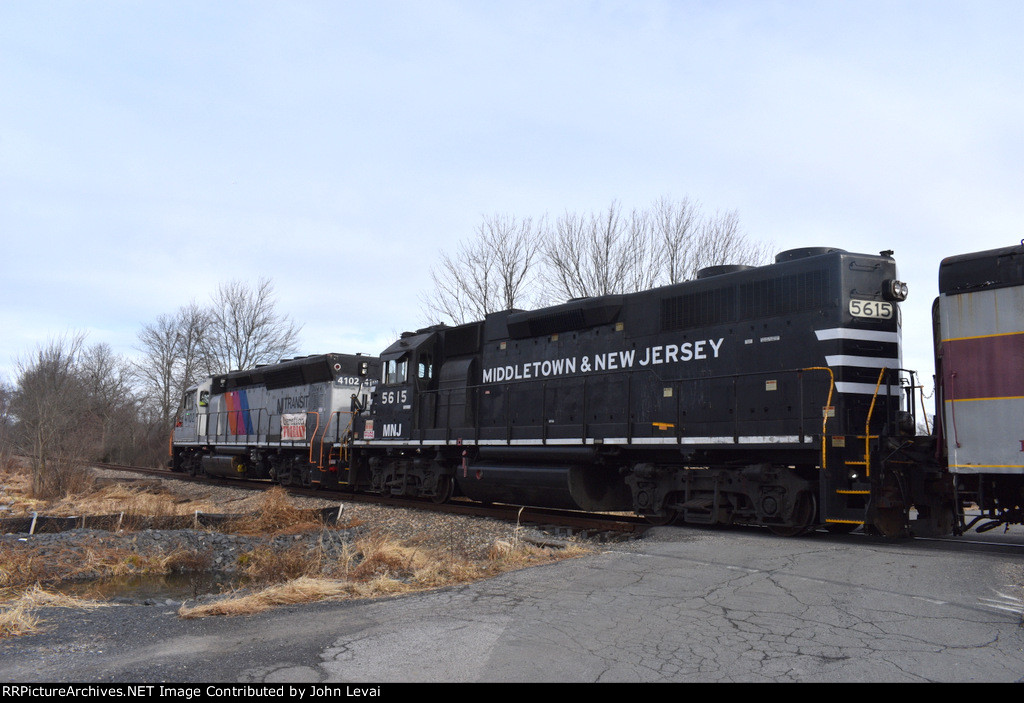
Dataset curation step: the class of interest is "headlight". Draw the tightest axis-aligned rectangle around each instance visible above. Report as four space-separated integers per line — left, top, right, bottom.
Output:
883 279 908 301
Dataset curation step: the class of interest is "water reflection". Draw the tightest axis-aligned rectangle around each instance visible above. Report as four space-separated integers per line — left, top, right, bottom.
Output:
58 571 248 602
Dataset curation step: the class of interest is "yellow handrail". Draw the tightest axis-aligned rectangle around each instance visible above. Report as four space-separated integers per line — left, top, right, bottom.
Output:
863 368 888 477
802 366 835 470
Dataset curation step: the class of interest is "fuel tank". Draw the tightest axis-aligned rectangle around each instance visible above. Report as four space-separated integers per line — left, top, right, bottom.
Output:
454 461 631 512
200 454 247 478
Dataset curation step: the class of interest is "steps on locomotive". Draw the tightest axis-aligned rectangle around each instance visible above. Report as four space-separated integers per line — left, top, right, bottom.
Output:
823 480 871 527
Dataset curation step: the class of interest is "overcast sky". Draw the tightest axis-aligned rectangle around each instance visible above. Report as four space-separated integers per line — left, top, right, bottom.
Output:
1 1 1021 390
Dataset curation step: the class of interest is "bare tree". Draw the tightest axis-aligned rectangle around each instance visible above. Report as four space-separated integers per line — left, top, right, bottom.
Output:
621 207 664 293
490 214 544 311
135 313 183 429
425 196 773 325
0 378 14 466
423 214 544 324
543 201 664 300
688 209 773 277
79 342 141 465
175 302 211 394
204 278 301 374
651 195 702 284
10 334 96 497
134 303 211 430
539 209 590 302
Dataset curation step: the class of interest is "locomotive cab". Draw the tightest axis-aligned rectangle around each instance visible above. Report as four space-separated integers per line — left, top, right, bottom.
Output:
363 327 459 501
171 379 212 445
370 330 441 441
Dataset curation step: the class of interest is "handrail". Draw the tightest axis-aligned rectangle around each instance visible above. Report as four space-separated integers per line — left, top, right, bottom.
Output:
305 411 320 465
801 366 835 470
863 367 889 477
319 411 355 469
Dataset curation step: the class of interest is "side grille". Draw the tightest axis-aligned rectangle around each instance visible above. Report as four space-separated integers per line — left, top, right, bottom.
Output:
661 288 736 331
739 270 830 319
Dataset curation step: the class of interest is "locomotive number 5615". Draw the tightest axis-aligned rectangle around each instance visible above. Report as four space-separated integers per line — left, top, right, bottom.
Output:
849 299 893 319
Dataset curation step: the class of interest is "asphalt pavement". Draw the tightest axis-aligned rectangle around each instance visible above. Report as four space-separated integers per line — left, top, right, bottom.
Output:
2 523 1022 683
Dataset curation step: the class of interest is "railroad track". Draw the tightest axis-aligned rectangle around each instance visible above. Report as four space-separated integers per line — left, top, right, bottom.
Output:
95 463 1024 552
91 463 650 539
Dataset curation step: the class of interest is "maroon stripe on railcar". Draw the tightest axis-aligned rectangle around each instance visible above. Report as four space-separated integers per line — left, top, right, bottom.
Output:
942 332 1024 399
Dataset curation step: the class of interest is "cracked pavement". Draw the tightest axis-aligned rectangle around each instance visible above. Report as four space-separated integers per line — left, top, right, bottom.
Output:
2 527 1022 683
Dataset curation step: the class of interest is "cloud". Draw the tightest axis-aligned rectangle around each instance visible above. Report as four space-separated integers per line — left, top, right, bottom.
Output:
1 1 1021 390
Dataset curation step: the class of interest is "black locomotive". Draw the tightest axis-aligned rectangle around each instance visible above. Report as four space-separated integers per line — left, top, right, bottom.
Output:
357 246 951 536
171 243 1024 537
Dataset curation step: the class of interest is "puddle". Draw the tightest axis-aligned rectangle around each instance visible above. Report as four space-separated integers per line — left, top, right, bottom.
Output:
57 571 249 602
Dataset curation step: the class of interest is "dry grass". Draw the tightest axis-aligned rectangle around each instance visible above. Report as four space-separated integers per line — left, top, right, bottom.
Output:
0 463 41 513
0 463 218 519
0 585 105 638
178 529 590 619
218 486 329 535
0 541 213 639
178 577 352 618
48 482 218 518
1 463 596 626
0 541 213 590
0 602 40 638
234 545 316 583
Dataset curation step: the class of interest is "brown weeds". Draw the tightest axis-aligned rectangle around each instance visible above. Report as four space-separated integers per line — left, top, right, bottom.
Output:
175 529 590 619
178 577 354 618
1 465 594 626
0 602 41 638
0 540 212 590
220 487 326 535
48 482 217 519
0 585 105 639
234 545 314 583
0 462 219 520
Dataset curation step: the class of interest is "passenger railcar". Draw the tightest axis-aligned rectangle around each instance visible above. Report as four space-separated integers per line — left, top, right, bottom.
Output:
355 247 952 536
933 243 1024 531
171 353 379 489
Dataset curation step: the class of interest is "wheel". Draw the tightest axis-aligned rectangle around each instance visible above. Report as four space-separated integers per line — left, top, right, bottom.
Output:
768 492 817 537
300 465 319 489
276 463 298 487
431 475 454 504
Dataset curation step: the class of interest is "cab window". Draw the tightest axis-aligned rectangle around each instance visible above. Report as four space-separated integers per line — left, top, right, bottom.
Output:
383 357 408 385
417 353 433 381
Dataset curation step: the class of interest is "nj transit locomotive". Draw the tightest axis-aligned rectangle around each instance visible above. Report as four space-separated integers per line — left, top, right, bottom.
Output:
170 244 1024 537
171 353 379 489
